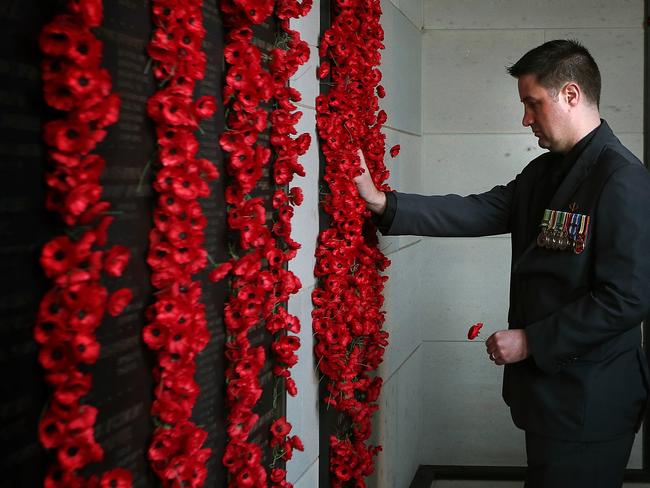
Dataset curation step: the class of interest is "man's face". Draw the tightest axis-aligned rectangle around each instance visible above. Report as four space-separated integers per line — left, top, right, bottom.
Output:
517 74 571 153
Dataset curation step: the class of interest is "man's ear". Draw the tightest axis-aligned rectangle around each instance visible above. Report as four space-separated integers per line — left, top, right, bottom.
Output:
563 82 580 107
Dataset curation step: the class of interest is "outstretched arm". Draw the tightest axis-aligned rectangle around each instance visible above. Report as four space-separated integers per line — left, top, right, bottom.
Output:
353 150 515 237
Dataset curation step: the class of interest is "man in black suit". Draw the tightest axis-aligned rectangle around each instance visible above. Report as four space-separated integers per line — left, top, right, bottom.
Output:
355 40 650 487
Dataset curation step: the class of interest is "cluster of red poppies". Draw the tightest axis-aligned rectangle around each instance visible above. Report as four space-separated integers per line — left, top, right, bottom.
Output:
214 0 311 484
144 1 218 486
36 1 134 486
313 0 393 484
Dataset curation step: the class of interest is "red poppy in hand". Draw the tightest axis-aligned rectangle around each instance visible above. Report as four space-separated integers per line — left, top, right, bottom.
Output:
467 322 484 340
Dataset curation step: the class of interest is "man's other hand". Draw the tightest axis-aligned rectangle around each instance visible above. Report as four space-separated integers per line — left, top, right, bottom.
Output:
353 149 387 214
486 329 530 365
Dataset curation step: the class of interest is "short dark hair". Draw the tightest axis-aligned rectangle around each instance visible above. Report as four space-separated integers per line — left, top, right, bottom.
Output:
507 39 601 107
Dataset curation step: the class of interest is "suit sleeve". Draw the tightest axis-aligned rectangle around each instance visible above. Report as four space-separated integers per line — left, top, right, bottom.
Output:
381 180 515 237
526 163 650 375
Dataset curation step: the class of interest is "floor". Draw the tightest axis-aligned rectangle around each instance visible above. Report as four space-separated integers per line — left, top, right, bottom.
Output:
430 482 650 488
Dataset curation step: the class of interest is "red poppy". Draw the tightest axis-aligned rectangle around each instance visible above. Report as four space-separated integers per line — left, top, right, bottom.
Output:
103 245 130 277
39 16 82 57
38 413 65 450
40 236 77 278
68 0 104 27
71 333 100 364
285 377 297 396
57 434 103 471
43 119 96 155
467 322 484 340
44 465 85 488
147 91 197 127
195 95 217 119
269 417 292 445
99 468 132 488
60 65 111 99
317 62 330 79
107 288 133 317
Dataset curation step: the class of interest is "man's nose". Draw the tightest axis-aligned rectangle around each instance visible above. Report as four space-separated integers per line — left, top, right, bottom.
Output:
522 109 533 127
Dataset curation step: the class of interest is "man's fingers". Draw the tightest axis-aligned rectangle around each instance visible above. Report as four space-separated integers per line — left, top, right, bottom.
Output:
354 150 369 181
357 149 369 173
486 331 510 365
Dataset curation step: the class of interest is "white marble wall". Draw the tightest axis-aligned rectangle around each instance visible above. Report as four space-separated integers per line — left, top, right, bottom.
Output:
420 0 645 470
287 6 321 485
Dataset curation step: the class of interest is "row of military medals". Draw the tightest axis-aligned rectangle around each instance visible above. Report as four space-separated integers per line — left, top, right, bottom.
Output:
537 209 590 254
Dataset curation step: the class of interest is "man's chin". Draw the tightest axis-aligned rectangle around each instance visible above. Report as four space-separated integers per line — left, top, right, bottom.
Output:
536 138 552 151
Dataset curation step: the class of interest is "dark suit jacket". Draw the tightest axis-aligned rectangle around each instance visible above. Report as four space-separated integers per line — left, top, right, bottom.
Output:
382 120 650 441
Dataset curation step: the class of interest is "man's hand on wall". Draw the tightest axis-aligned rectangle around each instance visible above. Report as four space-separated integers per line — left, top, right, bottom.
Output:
485 330 530 365
353 149 387 215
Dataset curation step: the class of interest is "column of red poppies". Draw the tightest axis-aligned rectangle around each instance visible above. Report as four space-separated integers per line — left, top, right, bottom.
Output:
143 1 218 486
313 0 392 484
264 13 314 485
36 1 134 486
211 13 272 485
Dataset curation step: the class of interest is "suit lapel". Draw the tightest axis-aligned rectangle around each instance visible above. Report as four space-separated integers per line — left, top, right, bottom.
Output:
513 120 615 270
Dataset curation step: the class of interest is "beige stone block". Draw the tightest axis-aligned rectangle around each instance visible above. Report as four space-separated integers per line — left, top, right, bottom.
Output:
395 348 425 485
432 482 523 488
399 0 423 29
418 237 511 342
372 350 424 487
382 241 427 378
292 459 318 488
420 341 527 466
422 30 545 134
381 0 422 135
424 0 643 30
422 134 544 196
369 368 399 487
432 482 650 488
